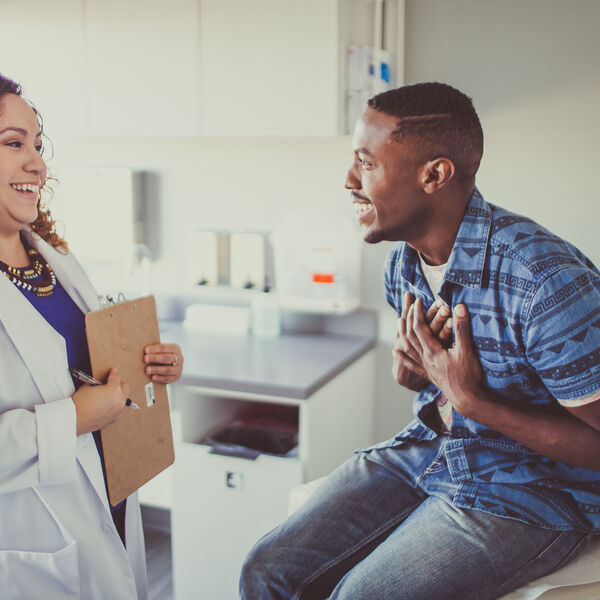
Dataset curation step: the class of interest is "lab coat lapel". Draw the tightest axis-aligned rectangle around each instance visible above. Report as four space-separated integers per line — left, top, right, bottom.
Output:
23 233 112 510
0 271 71 402
0 232 110 512
0 230 100 402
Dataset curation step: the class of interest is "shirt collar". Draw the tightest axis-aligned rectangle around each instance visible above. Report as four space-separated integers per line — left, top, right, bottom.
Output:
444 187 492 290
399 187 492 294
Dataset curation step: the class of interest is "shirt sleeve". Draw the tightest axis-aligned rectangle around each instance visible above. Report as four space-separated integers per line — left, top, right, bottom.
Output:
524 265 600 405
559 390 600 407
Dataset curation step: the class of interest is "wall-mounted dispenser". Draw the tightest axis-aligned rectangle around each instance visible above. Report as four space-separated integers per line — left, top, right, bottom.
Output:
271 214 361 314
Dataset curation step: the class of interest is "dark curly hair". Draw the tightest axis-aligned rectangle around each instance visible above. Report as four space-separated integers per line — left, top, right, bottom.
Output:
368 82 484 181
0 73 67 252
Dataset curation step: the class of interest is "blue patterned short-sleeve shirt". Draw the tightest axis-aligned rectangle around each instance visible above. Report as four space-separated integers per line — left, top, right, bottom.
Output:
381 188 600 532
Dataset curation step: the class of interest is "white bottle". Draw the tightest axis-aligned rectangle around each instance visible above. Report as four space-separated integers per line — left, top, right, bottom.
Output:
251 290 281 337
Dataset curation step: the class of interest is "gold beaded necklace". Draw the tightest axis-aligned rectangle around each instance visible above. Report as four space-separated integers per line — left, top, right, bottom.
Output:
0 246 56 297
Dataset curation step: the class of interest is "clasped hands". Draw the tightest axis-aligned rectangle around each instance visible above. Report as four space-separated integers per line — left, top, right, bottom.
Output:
393 291 484 418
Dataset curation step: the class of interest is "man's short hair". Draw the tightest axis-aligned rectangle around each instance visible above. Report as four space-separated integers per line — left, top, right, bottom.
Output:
368 82 484 180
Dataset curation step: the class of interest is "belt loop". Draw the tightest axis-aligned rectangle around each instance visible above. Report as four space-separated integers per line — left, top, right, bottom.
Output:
445 438 472 481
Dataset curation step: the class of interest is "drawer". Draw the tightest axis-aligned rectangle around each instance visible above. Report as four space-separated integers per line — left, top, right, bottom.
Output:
172 442 302 600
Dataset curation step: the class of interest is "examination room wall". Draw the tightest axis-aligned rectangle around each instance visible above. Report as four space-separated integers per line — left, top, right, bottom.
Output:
370 0 600 440
43 0 600 441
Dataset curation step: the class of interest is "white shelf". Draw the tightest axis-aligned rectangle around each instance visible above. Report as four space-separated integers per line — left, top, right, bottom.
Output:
171 350 375 599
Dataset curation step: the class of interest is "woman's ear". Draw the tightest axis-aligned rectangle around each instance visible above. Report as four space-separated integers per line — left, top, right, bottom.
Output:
419 158 455 193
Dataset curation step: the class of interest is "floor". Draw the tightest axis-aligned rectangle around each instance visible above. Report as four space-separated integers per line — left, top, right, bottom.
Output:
143 506 174 600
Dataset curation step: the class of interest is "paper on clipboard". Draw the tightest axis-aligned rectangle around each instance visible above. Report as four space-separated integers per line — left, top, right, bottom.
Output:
85 295 174 506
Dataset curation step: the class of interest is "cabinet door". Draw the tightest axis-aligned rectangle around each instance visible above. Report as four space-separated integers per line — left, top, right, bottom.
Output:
84 0 200 137
199 0 340 136
0 0 87 137
173 443 302 599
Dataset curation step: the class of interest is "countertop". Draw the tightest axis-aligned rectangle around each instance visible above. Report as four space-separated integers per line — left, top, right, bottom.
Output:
160 323 376 400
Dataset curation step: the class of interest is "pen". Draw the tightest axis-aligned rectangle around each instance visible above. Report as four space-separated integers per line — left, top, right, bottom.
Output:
70 367 141 410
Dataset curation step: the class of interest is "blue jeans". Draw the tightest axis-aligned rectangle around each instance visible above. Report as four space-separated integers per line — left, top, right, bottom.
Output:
240 438 592 599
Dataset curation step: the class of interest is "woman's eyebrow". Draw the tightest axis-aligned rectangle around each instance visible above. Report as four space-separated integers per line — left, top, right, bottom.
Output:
0 126 42 137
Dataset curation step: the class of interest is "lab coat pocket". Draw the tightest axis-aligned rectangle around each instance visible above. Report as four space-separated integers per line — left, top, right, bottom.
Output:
0 540 80 600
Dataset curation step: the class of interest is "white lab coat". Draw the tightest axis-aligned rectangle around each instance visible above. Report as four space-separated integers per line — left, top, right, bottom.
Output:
0 229 148 600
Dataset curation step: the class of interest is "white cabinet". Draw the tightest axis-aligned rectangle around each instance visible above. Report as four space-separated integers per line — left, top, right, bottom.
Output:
171 350 375 600
0 0 199 137
199 0 340 136
199 0 402 136
1 0 401 138
0 0 87 136
84 0 200 137
174 443 302 600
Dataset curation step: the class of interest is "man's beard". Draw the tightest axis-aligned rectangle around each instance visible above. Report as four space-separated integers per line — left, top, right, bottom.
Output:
363 229 385 244
363 223 407 244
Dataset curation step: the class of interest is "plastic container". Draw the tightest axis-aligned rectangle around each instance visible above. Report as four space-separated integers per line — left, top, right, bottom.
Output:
251 291 281 337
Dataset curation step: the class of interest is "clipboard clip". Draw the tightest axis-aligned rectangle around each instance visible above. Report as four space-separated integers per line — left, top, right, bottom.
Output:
98 292 128 308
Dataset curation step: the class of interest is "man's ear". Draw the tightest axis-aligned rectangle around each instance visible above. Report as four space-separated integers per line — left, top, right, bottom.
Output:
419 158 455 193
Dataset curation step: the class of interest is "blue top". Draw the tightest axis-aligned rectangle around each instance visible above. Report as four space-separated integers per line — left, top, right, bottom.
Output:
13 249 122 509
17 272 92 374
380 188 600 532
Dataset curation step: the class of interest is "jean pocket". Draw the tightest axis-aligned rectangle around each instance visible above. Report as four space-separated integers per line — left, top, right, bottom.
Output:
0 541 80 600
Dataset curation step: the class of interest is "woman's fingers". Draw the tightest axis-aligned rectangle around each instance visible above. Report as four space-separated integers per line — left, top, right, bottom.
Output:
143 343 184 383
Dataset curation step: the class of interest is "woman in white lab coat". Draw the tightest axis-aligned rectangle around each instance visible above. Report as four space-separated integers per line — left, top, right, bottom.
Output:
0 74 183 599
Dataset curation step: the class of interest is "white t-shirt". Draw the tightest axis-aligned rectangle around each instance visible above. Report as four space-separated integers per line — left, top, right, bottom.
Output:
419 253 447 299
418 254 453 429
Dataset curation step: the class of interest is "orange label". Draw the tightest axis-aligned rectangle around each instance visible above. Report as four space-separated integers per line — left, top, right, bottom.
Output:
312 273 335 283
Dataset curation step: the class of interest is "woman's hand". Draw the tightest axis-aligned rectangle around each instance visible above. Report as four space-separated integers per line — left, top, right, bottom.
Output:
73 368 129 435
143 343 184 384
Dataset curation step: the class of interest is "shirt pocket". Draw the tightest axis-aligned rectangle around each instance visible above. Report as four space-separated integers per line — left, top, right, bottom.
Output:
0 541 80 600
478 356 528 395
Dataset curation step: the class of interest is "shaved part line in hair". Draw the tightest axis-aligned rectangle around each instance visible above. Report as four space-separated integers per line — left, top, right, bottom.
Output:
369 82 483 182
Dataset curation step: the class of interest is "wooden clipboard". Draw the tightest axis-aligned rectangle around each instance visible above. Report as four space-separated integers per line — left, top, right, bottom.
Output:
85 295 174 506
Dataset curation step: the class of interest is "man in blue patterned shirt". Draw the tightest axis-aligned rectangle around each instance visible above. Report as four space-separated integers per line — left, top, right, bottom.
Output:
240 83 600 600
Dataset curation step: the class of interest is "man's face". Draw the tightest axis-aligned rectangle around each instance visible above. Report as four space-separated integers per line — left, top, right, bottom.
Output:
345 107 427 244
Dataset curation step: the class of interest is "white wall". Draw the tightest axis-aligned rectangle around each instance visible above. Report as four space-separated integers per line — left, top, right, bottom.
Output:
406 0 599 266
377 0 600 439
32 0 600 441
50 136 358 280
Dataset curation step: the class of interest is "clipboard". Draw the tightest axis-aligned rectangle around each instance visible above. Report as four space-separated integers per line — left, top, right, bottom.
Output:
85 295 175 506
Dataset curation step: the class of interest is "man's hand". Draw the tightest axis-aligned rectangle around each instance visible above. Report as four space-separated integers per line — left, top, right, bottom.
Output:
407 299 600 472
392 292 453 391
408 299 484 417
